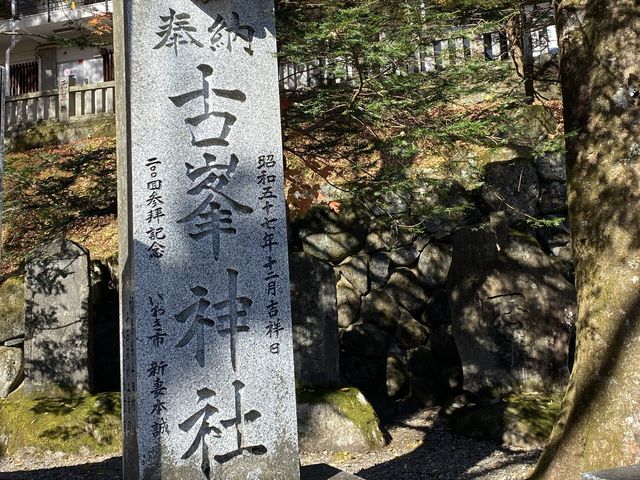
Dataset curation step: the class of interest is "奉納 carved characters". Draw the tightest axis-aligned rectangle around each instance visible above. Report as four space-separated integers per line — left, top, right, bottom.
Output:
155 9 254 57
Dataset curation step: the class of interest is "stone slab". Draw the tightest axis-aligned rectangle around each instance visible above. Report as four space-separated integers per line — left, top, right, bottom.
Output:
24 239 91 395
583 465 640 480
301 464 364 480
290 252 340 389
116 1 300 478
58 76 71 122
448 219 575 395
0 66 4 272
0 276 25 344
0 346 23 398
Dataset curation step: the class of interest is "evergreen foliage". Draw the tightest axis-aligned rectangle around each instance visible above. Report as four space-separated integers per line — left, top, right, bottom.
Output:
1 138 118 276
276 0 529 217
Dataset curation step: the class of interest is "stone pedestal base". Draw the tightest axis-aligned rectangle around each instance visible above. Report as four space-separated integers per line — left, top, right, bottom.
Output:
583 465 640 480
302 464 364 479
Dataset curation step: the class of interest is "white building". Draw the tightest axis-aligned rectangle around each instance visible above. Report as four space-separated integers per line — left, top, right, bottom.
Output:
0 0 113 95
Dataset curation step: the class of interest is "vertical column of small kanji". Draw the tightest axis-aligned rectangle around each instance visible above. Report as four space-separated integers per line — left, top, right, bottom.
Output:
141 159 170 441
126 2 199 476
257 155 286 355
129 147 172 480
146 295 169 438
144 159 167 260
122 298 136 441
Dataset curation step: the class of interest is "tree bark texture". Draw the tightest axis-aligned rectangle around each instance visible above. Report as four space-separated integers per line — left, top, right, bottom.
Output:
507 15 526 77
506 11 535 101
531 0 640 478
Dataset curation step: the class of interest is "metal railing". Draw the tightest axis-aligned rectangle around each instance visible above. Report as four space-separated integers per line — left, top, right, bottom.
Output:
5 80 115 127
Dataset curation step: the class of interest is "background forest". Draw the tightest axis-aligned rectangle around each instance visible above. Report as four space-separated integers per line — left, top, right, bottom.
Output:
1 0 563 273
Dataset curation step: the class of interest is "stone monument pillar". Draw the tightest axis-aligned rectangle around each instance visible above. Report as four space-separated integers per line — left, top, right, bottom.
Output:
24 239 92 395
115 1 300 479
58 76 71 122
0 65 5 263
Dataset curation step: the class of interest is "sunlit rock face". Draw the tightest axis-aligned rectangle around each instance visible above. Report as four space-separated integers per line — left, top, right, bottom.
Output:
24 239 91 397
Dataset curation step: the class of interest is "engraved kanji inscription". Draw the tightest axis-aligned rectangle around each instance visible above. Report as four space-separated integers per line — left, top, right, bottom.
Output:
154 9 204 55
214 269 252 372
256 153 285 356
169 64 247 148
144 158 168 257
147 360 168 377
151 417 170 438
147 294 168 347
177 153 253 260
266 319 284 339
179 388 222 479
209 12 255 55
214 380 266 464
175 286 214 367
175 270 252 369
179 383 266 478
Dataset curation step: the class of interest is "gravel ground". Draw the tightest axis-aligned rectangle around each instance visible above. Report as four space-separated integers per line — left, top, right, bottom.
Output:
301 407 540 480
0 408 540 480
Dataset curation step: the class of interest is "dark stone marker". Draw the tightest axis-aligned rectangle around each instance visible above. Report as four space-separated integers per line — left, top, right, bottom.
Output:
290 252 340 388
448 215 576 395
24 239 91 395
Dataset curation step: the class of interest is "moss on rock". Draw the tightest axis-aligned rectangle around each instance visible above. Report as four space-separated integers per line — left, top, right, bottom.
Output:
450 392 562 448
0 391 122 456
8 116 116 152
297 387 385 451
508 105 558 146
0 276 25 342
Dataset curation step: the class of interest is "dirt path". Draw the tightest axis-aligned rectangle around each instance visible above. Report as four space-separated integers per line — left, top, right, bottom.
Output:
0 408 540 480
301 407 540 480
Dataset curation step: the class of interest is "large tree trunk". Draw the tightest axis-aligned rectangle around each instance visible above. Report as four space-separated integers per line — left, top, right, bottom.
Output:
531 0 640 478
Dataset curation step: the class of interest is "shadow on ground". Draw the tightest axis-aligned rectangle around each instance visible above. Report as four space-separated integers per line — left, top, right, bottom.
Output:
0 457 122 480
0 413 540 480
355 413 540 480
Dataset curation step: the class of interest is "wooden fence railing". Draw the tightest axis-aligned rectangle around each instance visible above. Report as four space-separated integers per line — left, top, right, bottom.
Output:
2 24 557 127
5 81 115 128
278 25 558 91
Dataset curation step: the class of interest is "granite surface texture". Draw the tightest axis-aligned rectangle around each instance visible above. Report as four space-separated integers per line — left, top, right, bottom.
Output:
24 239 91 395
117 0 300 478
0 70 4 272
582 465 640 480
